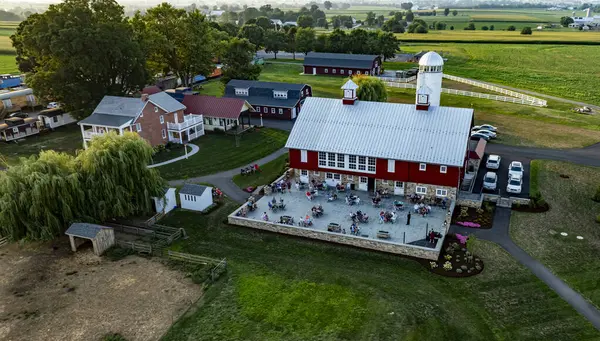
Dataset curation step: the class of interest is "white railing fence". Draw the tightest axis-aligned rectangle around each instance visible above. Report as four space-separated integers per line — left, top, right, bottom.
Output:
376 75 417 83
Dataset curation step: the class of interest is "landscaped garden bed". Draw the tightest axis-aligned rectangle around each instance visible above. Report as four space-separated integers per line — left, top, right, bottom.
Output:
423 234 484 278
451 202 495 229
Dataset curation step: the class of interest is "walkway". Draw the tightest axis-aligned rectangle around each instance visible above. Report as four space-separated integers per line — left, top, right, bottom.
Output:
168 147 288 203
451 208 600 331
148 144 199 169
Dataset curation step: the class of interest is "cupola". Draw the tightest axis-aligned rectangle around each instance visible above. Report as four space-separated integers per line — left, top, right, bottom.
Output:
341 79 359 105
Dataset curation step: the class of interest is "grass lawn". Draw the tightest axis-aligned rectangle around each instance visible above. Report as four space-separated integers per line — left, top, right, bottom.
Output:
158 200 599 340
0 124 83 166
158 128 288 180
510 161 600 309
401 30 600 43
150 143 191 164
232 154 288 190
200 63 600 148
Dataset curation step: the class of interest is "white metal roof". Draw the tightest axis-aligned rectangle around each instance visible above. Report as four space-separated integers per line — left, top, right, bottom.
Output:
285 97 473 167
419 52 444 67
341 80 359 90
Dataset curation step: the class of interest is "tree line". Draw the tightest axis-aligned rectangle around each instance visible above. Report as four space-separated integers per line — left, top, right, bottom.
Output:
0 133 165 241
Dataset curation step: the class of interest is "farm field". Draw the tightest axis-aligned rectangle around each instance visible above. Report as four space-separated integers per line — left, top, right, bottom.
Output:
199 62 600 148
159 200 600 340
0 22 17 74
400 30 600 43
511 161 600 309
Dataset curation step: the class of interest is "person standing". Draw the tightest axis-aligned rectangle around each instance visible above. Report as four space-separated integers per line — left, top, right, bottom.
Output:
406 212 411 225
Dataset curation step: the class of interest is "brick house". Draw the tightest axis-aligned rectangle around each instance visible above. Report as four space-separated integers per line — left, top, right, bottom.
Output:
286 52 474 201
78 92 204 148
224 80 311 120
302 52 382 76
182 94 254 132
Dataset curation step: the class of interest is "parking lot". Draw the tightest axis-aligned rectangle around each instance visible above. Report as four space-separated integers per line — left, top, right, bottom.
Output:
473 152 530 198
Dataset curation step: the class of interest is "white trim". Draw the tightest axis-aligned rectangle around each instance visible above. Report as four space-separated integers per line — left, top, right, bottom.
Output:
325 68 329 73
271 108 276 114
416 186 427 194
161 128 166 139
300 169 308 176
419 163 426 171
154 106 159 113
256 106 261 112
347 175 353 181
436 188 448 197
160 115 164 124
278 108 283 115
387 159 395 173
136 123 142 132
300 149 308 163
313 171 319 176
440 165 447 174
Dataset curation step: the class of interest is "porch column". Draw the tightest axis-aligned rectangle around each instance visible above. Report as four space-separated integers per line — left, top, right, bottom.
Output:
80 124 87 149
118 127 124 135
69 235 77 252
179 132 182 144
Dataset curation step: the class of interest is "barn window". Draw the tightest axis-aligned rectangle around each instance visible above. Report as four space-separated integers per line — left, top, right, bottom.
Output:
419 163 426 171
235 88 249 96
436 189 448 197
301 150 307 163
318 152 326 166
279 108 283 114
387 159 395 173
325 68 328 73
416 186 427 194
271 108 276 114
301 170 308 176
440 165 447 173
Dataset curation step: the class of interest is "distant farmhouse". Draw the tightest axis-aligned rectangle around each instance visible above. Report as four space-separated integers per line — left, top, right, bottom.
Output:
302 52 382 76
569 8 600 28
224 80 312 120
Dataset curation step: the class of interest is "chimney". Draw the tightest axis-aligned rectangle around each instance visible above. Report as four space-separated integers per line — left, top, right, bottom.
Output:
141 93 149 102
341 79 359 105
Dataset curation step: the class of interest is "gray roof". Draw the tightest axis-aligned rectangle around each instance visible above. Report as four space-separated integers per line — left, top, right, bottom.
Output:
303 52 379 69
65 223 111 239
78 113 133 127
226 80 306 91
224 80 307 108
93 96 145 117
223 95 300 108
149 91 186 113
180 184 211 196
285 97 473 167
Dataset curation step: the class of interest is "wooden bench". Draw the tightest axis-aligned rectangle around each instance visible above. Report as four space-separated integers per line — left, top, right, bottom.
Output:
377 231 390 239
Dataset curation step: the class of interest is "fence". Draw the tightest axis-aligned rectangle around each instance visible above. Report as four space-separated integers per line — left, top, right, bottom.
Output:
166 250 228 282
383 81 546 107
115 240 154 254
443 74 547 107
0 236 8 247
376 75 416 83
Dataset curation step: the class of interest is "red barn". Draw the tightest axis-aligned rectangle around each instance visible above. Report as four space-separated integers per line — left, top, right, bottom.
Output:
285 79 474 201
303 52 382 76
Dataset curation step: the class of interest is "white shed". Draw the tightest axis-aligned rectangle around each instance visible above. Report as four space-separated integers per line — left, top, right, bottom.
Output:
179 184 213 212
38 108 77 129
152 187 177 214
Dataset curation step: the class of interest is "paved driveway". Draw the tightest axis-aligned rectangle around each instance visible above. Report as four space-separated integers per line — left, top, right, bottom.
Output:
473 151 530 198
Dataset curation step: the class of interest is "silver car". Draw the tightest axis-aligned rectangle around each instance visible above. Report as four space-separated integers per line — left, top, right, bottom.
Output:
483 172 497 191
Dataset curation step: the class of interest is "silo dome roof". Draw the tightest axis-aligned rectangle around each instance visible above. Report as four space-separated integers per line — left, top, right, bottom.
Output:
418 52 444 67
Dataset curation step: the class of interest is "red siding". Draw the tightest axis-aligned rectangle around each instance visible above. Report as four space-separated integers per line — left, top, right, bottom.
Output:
303 57 382 76
289 149 462 188
250 105 293 120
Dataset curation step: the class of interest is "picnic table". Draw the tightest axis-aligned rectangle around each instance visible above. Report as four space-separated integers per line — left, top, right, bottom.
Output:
327 223 341 233
377 230 390 239
279 215 294 225
393 201 404 210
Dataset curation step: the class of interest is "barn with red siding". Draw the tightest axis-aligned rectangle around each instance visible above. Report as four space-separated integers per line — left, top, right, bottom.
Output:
302 52 382 76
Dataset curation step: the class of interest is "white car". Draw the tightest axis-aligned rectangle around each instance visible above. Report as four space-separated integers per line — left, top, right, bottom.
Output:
472 129 497 139
472 124 497 132
506 174 523 194
508 161 524 179
483 172 497 191
471 132 490 141
47 102 60 109
486 154 501 169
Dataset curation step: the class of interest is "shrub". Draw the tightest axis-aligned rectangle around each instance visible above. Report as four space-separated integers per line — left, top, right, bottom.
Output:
481 26 489 30
450 25 454 30
592 186 600 202
430 261 438 269
212 127 224 134
461 265 468 270
445 246 455 255
452 242 460 251
521 27 533 35
456 268 463 274
507 25 516 31
475 207 484 215
475 265 482 271
152 144 166 155
443 261 452 271
596 214 600 224
444 254 452 261
466 234 477 251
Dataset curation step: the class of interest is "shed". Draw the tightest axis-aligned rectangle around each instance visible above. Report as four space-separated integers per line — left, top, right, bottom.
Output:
65 223 115 256
153 187 177 214
38 108 77 129
179 184 213 212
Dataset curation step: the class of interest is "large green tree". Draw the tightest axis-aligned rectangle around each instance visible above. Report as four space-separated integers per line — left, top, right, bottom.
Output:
352 75 388 102
132 4 215 87
10 0 148 119
221 38 261 84
0 133 164 241
296 28 316 55
239 24 265 50
366 11 376 26
298 15 314 28
264 30 287 59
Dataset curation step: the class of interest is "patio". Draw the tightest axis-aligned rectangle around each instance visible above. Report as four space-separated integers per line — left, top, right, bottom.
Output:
241 188 452 252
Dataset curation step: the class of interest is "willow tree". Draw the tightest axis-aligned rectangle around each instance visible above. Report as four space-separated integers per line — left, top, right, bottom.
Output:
352 75 388 102
78 132 166 221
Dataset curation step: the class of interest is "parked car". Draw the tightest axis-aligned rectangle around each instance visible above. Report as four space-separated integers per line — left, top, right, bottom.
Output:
8 111 28 119
472 124 497 132
506 174 523 194
47 102 60 109
472 129 497 139
470 132 490 141
508 161 524 179
483 172 498 191
486 154 501 169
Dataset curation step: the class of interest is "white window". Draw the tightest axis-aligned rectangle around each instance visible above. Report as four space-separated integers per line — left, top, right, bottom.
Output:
12 127 18 133
278 108 283 114
440 165 447 174
365 71 369 75
273 90 288 99
388 159 395 173
325 68 328 73
301 169 308 176
305 89 309 95
357 70 361 75
332 68 336 74
313 171 319 176
333 173 341 180
318 152 326 166
326 172 333 179
154 106 159 113
256 106 260 112
136 123 142 132
341 69 345 74
235 88 249 96
416 186 427 194
348 70 352 74
419 163 426 171
337 154 345 168
301 149 307 163
349 155 357 170
436 189 448 197
263 107 268 113
161 129 166 139
358 156 366 171
271 108 276 114
328 153 336 167
395 181 403 188
360 177 368 183
160 115 164 124
368 158 376 172
347 175 353 181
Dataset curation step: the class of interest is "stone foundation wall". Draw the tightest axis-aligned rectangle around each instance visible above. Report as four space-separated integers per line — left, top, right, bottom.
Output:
510 197 531 206
228 211 441 260
404 182 457 201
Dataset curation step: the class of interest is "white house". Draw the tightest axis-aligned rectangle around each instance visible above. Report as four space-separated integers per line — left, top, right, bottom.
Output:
38 108 77 129
152 187 177 214
179 184 213 212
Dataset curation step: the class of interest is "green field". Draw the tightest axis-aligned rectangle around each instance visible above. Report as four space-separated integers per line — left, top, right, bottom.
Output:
158 200 600 340
511 161 600 309
0 22 17 74
200 62 600 148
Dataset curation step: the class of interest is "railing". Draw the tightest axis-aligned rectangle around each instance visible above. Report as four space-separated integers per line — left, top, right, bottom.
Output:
0 236 8 247
167 114 203 131
82 130 106 139
443 74 547 106
165 250 223 265
376 75 416 83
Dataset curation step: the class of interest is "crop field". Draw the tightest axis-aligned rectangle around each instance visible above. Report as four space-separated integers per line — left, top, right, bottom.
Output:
0 22 17 74
400 30 600 43
401 43 600 106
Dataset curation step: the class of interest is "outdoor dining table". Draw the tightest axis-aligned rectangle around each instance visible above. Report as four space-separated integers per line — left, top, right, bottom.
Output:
327 223 341 233
279 215 294 225
393 201 405 210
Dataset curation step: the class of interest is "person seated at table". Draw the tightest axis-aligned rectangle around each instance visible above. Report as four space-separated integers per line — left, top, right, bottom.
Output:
413 204 419 213
328 192 337 201
426 205 432 213
306 191 313 201
262 212 269 221
379 211 386 223
304 215 312 225
280 198 285 205
268 201 274 210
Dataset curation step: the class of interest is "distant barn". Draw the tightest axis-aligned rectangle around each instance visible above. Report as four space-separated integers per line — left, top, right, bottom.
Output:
302 52 382 76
